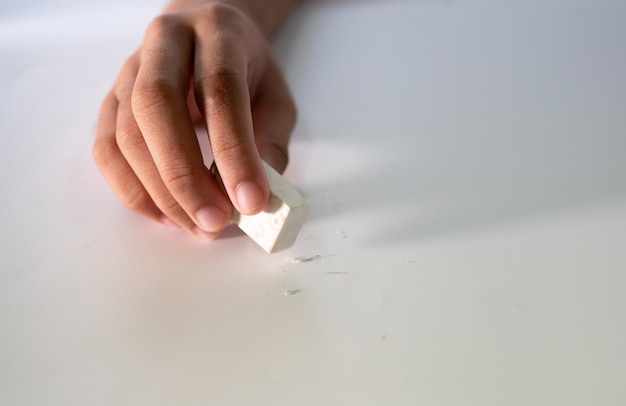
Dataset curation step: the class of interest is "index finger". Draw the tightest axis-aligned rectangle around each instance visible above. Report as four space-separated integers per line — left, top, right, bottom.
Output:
131 15 233 233
193 28 270 215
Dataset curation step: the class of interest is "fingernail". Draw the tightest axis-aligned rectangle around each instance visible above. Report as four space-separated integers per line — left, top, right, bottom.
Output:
194 227 217 240
236 181 265 214
195 206 227 232
159 216 179 228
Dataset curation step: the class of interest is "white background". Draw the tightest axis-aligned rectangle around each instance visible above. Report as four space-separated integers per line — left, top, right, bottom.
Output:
1 0 626 404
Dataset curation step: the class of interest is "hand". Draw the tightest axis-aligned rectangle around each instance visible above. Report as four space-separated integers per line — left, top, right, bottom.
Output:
93 3 296 239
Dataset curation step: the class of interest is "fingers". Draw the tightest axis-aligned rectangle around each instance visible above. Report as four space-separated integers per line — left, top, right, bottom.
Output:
114 57 202 235
93 92 165 224
194 30 270 216
132 15 233 233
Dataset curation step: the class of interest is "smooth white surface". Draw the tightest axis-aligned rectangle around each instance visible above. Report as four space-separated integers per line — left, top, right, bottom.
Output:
1 0 626 404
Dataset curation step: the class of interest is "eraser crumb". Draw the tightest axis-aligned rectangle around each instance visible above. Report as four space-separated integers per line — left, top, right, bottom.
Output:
285 255 322 263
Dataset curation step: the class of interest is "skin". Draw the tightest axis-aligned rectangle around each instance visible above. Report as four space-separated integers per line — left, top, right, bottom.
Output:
93 0 297 239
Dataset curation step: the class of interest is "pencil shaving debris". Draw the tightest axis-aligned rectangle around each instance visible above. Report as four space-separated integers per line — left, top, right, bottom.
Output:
283 289 302 296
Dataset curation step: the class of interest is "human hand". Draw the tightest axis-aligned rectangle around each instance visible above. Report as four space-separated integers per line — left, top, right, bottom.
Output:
93 3 296 239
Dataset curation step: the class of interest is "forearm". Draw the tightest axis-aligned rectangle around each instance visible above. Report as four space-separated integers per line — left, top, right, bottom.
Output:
163 0 297 37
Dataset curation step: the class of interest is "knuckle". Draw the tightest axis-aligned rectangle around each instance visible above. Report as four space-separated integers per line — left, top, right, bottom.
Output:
149 187 188 217
156 200 195 230
196 3 241 28
160 162 198 194
124 187 154 215
196 64 240 104
204 3 238 18
115 118 144 151
92 138 118 170
159 195 183 216
131 77 177 116
146 14 181 39
209 64 239 81
157 197 184 214
114 58 140 97
212 137 247 160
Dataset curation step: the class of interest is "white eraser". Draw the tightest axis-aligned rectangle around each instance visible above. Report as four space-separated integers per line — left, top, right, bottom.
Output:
212 161 308 253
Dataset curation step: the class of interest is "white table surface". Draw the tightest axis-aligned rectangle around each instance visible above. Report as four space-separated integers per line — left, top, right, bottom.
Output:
2 0 626 404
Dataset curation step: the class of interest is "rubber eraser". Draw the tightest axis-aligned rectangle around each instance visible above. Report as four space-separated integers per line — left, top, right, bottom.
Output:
212 161 308 253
